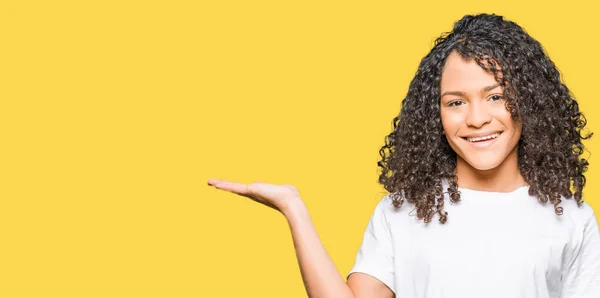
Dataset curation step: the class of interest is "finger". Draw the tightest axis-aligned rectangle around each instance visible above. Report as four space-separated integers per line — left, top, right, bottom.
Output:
213 181 249 195
207 178 229 186
213 182 279 211
214 183 275 209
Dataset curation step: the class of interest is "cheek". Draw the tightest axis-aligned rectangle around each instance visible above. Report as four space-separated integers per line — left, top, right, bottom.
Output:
512 121 523 139
440 111 463 135
490 107 514 124
498 113 521 132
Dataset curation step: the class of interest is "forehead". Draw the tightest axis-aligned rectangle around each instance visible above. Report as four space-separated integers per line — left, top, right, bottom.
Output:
440 51 498 92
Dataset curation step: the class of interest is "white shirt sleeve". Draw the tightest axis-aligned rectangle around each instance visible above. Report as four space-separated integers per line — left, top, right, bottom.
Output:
347 195 395 293
561 210 600 298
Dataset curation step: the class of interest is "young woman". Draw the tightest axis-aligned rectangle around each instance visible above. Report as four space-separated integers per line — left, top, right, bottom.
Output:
207 14 600 298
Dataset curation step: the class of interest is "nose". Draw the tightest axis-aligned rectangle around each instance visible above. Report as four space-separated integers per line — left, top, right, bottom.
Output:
465 101 492 128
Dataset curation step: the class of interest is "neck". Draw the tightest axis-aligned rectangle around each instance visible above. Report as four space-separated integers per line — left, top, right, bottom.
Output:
454 147 527 192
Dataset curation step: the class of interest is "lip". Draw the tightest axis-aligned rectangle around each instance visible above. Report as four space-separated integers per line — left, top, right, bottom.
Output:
461 132 502 148
462 131 503 138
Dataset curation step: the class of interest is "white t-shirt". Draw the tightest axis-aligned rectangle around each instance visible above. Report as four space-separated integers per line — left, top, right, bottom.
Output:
348 185 600 298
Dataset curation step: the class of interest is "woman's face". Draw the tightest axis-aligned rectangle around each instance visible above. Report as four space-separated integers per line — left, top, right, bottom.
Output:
440 51 521 171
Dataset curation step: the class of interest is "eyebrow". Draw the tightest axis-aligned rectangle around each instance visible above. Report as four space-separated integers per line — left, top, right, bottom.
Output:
441 83 502 98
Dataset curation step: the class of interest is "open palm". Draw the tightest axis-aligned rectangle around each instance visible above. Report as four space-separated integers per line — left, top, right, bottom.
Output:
207 179 301 213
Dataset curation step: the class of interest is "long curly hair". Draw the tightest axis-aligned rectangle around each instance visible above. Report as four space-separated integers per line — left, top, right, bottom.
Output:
378 13 592 224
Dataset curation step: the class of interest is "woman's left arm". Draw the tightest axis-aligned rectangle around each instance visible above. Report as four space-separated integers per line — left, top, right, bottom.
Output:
561 211 600 298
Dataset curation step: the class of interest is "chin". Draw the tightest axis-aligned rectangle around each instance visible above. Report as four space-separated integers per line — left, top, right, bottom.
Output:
463 158 502 171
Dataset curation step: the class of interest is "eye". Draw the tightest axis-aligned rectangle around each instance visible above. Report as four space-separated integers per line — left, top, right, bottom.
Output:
447 100 464 107
488 94 504 102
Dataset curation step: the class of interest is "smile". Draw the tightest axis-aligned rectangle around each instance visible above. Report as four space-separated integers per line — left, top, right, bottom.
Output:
466 132 501 142
461 132 502 148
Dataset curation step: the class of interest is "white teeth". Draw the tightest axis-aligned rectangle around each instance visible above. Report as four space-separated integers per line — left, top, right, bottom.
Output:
467 133 500 142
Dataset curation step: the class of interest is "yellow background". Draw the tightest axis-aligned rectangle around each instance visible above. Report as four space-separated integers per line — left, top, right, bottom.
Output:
1 0 598 297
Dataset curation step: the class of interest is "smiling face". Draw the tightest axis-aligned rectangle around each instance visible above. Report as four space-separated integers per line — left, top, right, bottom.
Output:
440 51 522 172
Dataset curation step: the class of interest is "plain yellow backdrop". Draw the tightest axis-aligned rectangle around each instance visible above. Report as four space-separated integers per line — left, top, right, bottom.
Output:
1 0 598 297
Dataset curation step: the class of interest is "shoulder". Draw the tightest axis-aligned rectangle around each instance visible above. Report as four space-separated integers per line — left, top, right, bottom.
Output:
373 193 421 229
377 194 395 210
376 193 411 215
546 197 598 237
365 194 403 224
559 197 596 224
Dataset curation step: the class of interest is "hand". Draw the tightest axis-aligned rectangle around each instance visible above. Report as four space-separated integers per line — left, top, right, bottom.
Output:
207 179 302 214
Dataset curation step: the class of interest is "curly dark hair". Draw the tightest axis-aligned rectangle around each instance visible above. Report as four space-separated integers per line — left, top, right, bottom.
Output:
378 13 592 224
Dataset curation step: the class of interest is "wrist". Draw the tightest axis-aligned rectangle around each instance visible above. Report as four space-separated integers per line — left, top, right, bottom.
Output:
281 196 307 219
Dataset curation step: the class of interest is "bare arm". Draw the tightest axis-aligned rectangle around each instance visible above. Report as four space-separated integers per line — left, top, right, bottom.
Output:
348 273 395 298
208 179 394 298
284 199 394 298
